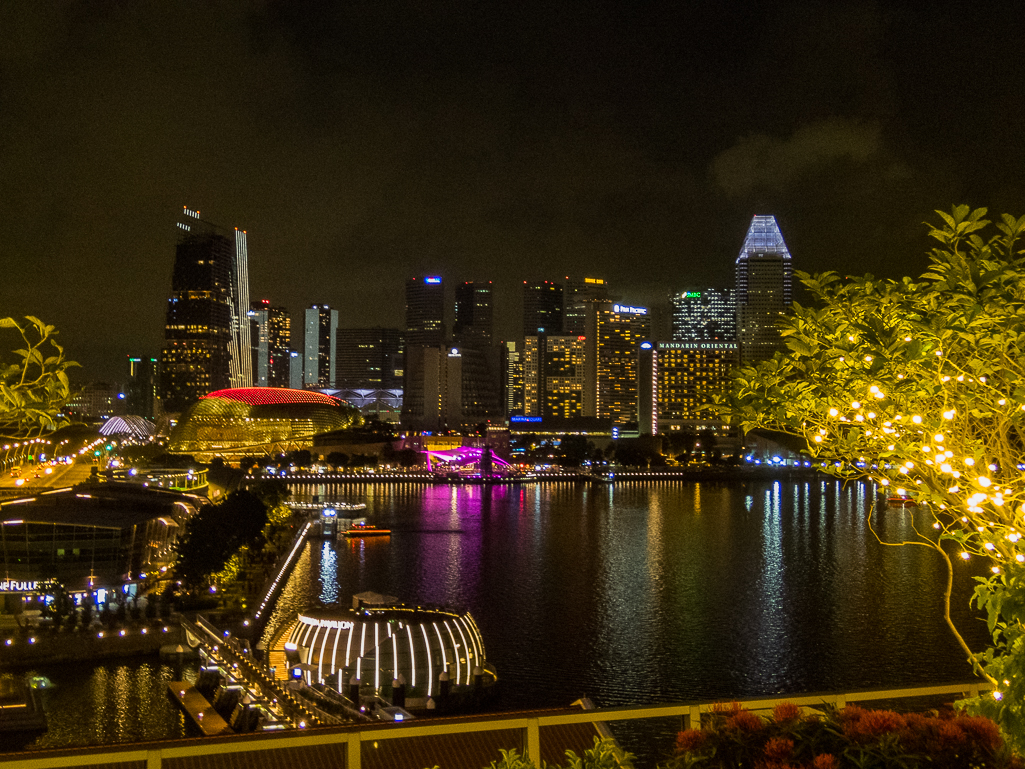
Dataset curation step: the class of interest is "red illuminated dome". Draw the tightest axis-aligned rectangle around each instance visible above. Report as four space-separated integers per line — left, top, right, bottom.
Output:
201 387 341 406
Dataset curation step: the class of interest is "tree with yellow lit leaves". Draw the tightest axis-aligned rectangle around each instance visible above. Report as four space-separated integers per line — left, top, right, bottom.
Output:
1 316 77 440
719 206 1025 750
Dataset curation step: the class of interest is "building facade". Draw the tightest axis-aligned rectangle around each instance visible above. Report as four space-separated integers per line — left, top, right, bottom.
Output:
563 277 609 336
126 355 159 419
250 301 291 388
453 281 494 343
523 280 564 336
524 335 587 420
584 302 651 425
735 215 792 364
304 305 338 388
160 207 253 411
671 288 736 341
335 327 404 390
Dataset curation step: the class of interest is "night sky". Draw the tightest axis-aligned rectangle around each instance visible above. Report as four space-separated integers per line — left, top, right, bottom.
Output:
2 1 1023 381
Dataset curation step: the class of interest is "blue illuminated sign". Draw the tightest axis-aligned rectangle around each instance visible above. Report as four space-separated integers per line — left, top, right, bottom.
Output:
640 342 652 349
511 416 543 423
613 304 647 315
425 276 442 284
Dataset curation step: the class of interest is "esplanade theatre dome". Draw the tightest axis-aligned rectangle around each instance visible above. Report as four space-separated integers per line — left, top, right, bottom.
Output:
284 595 495 702
168 387 361 458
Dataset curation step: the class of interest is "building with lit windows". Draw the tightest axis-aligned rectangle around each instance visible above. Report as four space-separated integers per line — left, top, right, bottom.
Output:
503 340 524 416
524 335 587 420
336 328 404 391
126 356 159 419
671 288 736 341
735 215 792 364
405 276 446 347
584 302 650 425
453 281 493 343
638 341 740 450
66 382 123 420
304 305 338 388
160 207 252 412
167 387 361 460
563 277 609 336
0 484 201 600
250 301 291 388
522 280 563 336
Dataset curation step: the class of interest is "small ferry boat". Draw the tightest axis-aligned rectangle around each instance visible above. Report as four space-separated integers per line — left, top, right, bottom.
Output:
344 519 391 537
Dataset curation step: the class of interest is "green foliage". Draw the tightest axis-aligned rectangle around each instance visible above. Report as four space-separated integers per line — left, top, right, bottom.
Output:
716 206 1025 750
173 490 268 588
424 737 631 769
0 316 78 440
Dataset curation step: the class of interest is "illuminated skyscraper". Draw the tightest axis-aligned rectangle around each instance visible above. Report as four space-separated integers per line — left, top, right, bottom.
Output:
735 215 792 363
305 305 338 388
250 301 291 388
405 276 446 347
523 280 564 336
563 277 609 336
160 207 251 412
638 341 740 437
524 335 587 419
671 288 736 341
584 301 651 425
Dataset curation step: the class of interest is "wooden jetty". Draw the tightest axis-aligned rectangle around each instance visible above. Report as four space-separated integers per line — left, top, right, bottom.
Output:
167 681 232 737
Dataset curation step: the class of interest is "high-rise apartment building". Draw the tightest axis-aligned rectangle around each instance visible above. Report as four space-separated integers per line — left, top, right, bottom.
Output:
160 207 251 412
336 328 404 390
524 335 587 420
523 280 564 336
563 277 609 336
671 288 736 341
304 305 338 388
584 302 651 425
126 355 159 419
453 281 493 343
736 215 792 364
250 302 291 387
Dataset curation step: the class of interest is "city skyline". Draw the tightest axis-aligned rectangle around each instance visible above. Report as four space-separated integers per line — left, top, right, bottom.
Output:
2 2 1023 380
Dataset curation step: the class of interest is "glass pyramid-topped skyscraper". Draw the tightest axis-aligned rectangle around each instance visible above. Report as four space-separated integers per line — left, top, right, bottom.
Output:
735 215 793 363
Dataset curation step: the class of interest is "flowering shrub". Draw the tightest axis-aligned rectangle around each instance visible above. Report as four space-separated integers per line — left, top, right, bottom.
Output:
664 701 1021 769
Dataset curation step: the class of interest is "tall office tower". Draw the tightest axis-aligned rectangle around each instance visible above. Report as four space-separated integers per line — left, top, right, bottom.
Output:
336 328 405 390
249 304 269 386
563 277 609 336
289 351 303 389
126 355 159 419
637 341 740 435
160 207 251 411
735 215 793 364
522 280 564 336
304 305 338 388
584 302 651 424
265 304 292 387
405 276 446 347
453 281 494 343
503 340 524 415
524 335 587 419
671 288 737 341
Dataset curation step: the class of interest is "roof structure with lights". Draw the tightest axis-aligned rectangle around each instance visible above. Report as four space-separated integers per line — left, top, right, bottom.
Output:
202 387 341 406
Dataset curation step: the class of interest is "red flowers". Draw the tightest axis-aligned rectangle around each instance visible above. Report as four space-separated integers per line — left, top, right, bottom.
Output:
671 702 1012 769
